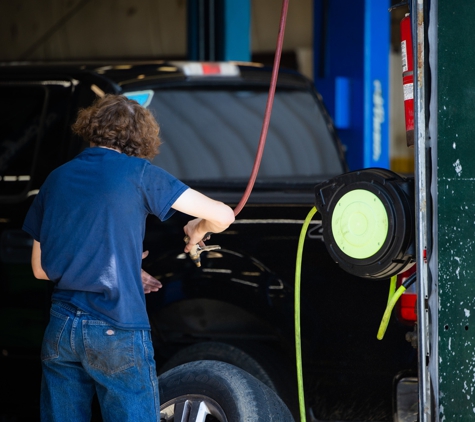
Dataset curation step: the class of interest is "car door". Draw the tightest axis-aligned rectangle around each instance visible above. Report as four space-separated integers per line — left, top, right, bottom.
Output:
0 78 77 416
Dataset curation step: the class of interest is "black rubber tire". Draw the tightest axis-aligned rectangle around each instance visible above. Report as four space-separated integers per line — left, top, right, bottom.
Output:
160 341 277 391
159 360 295 422
159 341 298 417
159 341 299 418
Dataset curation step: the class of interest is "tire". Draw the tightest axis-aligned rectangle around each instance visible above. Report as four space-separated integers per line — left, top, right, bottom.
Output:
159 341 299 418
159 342 277 392
158 360 295 422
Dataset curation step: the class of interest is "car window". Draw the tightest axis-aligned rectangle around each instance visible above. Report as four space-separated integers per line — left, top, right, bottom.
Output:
0 81 74 201
0 84 46 197
144 88 344 182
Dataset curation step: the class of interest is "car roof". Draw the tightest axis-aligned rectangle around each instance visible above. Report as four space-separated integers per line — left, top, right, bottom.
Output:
0 60 312 93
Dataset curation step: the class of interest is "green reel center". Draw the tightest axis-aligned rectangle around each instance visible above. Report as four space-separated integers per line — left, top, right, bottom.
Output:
331 189 389 259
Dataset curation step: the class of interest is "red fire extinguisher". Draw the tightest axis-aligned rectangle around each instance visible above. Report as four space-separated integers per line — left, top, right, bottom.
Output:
400 13 414 147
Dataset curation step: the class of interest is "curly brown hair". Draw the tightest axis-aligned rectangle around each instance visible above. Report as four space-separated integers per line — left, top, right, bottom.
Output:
72 94 161 159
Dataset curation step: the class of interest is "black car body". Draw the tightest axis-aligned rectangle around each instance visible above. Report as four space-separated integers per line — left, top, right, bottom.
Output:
0 61 417 421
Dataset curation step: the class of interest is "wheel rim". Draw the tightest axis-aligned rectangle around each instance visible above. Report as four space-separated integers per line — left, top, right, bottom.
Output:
160 394 228 422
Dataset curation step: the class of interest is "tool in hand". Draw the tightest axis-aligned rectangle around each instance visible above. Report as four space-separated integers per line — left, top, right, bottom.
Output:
184 233 221 267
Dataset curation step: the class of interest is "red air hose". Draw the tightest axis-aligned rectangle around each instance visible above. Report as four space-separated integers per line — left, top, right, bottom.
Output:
233 0 289 216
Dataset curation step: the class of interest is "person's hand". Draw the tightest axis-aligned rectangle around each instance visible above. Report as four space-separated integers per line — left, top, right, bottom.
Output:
183 218 210 252
141 269 162 293
141 251 162 293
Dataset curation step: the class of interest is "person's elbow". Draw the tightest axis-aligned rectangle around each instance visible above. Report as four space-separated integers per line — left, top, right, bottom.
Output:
215 203 235 231
32 266 49 280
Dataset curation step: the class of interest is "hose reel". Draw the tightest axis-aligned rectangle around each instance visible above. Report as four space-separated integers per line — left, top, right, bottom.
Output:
314 168 415 279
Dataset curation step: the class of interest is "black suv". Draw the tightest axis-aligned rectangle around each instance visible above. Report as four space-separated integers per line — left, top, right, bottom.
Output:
0 61 417 421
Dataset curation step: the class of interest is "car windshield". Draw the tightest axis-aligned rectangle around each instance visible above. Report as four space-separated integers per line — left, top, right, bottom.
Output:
141 87 344 183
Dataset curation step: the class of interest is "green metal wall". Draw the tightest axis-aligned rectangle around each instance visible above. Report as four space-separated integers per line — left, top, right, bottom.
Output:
438 1 475 419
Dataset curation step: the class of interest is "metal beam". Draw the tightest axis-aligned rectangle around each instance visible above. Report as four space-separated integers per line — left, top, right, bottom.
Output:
222 0 250 61
313 0 390 170
187 0 250 62
413 0 432 420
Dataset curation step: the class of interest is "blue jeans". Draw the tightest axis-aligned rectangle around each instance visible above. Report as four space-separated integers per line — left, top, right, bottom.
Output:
40 301 160 422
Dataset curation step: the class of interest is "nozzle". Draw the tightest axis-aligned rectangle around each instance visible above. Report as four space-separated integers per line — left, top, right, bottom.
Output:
184 235 221 267
188 243 203 267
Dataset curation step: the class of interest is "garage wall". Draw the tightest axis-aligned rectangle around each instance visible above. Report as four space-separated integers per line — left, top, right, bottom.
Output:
0 0 188 61
0 0 312 62
251 0 312 53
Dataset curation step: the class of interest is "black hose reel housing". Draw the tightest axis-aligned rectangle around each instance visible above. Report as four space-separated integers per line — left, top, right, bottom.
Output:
314 168 415 279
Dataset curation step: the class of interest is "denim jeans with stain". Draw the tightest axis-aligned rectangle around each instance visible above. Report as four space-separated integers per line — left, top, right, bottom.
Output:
40 301 160 422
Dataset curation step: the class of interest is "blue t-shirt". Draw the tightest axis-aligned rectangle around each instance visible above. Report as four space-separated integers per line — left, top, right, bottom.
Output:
23 147 188 329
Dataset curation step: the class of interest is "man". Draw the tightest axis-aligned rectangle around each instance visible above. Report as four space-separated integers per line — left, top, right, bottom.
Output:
23 94 235 422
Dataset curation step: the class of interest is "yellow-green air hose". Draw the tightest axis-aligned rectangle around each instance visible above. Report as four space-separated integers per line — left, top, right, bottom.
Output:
377 280 406 340
294 207 411 421
378 272 417 339
295 206 317 422
387 275 397 305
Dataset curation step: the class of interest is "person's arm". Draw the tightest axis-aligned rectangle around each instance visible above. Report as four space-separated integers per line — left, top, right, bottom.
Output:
31 240 50 280
171 188 235 253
